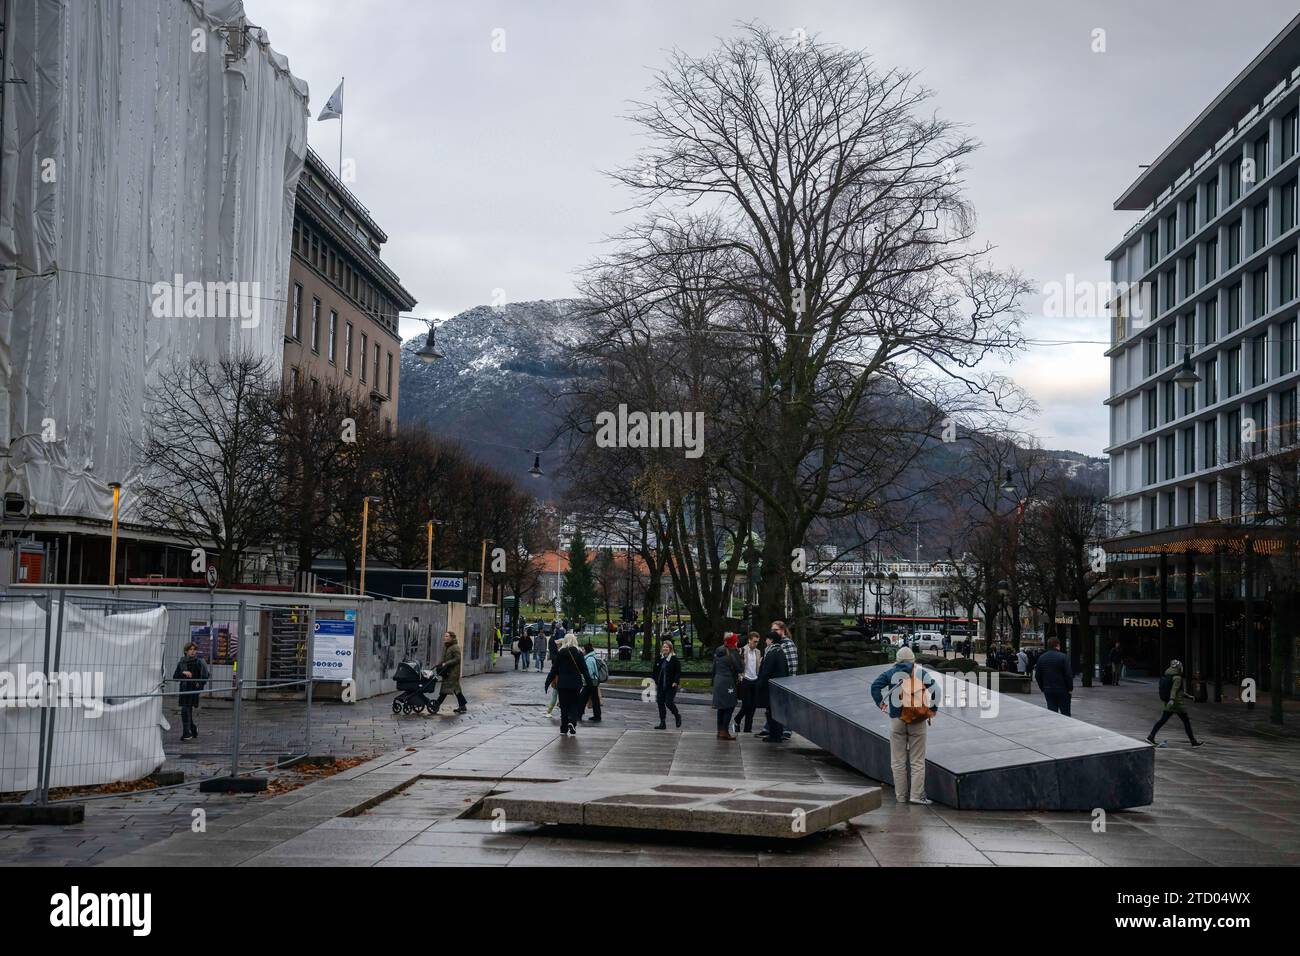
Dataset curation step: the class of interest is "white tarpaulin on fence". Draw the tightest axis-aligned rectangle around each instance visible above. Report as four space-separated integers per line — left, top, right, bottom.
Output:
0 0 308 521
0 598 169 792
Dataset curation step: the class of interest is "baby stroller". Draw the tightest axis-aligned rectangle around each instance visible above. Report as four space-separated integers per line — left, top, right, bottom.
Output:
392 657 437 715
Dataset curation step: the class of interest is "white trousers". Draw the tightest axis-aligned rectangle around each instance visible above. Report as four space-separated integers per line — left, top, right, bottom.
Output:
889 717 928 802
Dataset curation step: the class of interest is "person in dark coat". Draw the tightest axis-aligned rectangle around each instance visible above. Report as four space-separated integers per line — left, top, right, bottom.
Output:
1107 642 1123 685
518 631 533 670
1033 636 1073 716
551 634 594 736
432 631 467 714
1147 660 1204 746
173 641 209 740
754 632 789 743
712 635 741 740
652 640 682 729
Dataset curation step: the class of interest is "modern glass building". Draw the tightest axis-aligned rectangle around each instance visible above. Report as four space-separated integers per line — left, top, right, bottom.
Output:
1060 13 1300 703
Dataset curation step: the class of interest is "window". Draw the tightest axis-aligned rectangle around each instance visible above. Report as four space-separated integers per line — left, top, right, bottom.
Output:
374 343 381 388
1249 398 1267 452
1163 378 1175 424
1228 409 1241 460
1286 109 1299 160
1250 333 1267 387
1253 201 1269 251
1145 335 1157 376
289 366 299 390
1283 249 1298 304
1165 491 1176 527
1144 388 1157 431
386 352 393 396
290 284 302 339
1144 495 1157 531
1283 319 1297 375
1162 434 1175 480
1230 157 1243 204
1145 230 1159 269
1181 367 1196 416
1208 480 1218 519
310 298 320 353
1205 238 1218 283
1185 196 1197 238
1205 175 1218 220
1230 475 1242 517
1227 347 1241 396
1227 282 1242 332
1281 387 1299 445
1252 134 1269 186
1283 182 1297 234
1182 427 1195 474
1251 267 1268 319
1164 214 1177 256
1202 299 1217 345
1163 322 1175 367
345 321 354 373
359 332 368 383
1202 418 1217 468
1228 220 1242 266
327 311 337 363
1182 255 1196 298
1144 441 1157 485
1204 357 1218 404
1162 269 1175 313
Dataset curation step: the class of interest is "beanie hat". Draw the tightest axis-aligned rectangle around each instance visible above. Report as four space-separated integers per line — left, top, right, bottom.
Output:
896 646 915 662
724 633 738 649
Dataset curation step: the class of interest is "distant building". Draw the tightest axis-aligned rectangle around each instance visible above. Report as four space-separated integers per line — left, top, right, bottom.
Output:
283 148 416 431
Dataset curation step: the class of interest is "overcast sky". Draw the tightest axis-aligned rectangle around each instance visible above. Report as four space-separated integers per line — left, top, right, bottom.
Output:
247 0 1300 457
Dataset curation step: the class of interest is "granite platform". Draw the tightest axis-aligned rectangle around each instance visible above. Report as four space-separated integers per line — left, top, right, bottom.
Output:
479 772 882 838
769 666 1154 811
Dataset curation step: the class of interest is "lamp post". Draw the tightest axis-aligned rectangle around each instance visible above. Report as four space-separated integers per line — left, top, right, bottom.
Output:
107 482 122 586
425 519 435 600
359 495 380 596
480 538 490 606
939 590 951 644
866 557 900 643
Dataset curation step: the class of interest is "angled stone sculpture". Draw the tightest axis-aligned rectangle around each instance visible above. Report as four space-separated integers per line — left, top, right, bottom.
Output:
770 666 1153 810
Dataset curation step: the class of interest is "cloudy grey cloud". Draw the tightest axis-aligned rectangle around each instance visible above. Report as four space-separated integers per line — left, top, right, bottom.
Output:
247 0 1300 456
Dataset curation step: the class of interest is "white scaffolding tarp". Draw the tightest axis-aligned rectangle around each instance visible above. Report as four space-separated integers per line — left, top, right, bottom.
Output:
0 0 308 522
0 598 170 792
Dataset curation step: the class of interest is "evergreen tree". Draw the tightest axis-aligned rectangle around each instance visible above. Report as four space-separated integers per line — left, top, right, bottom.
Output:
561 530 597 624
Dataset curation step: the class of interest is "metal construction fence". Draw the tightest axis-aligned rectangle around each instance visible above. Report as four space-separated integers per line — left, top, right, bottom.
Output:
0 590 319 805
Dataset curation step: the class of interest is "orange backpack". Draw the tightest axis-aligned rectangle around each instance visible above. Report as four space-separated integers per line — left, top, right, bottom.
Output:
899 666 932 724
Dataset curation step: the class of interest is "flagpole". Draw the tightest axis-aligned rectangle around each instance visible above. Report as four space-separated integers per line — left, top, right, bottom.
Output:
338 77 345 179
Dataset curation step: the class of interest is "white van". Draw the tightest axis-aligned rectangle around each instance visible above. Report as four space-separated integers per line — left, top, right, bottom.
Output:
911 631 947 653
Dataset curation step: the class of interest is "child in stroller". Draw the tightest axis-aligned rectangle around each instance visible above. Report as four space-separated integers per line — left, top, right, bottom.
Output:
392 657 437 715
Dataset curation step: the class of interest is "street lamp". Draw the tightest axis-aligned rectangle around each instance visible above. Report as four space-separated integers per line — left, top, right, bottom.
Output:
414 322 442 364
1173 348 1200 389
939 590 951 644
1000 470 1016 496
359 495 381 596
529 453 543 478
996 579 1010 644
107 482 122 586
865 561 899 643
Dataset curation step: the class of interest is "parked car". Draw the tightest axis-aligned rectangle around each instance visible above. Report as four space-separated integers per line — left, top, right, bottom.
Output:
911 631 946 653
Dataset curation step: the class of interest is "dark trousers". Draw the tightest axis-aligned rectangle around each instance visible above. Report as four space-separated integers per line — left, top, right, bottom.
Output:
512 652 521 669
735 681 757 731
558 687 584 732
434 691 467 711
1151 709 1196 742
657 686 680 724
1044 690 1071 716
180 702 197 737
716 706 735 731
764 711 784 740
582 684 602 720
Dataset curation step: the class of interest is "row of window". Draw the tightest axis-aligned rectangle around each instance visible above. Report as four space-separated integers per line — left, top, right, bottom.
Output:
289 283 394 396
1144 107 1299 270
292 215 398 332
1138 384 1299 487
1140 469 1269 529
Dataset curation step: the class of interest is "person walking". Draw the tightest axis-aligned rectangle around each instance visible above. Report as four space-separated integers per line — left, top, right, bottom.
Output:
552 634 594 737
1034 637 1073 716
173 641 209 740
511 633 522 670
534 625 546 672
733 631 761 734
712 634 741 740
755 630 789 743
869 646 938 804
1108 642 1123 685
518 630 533 671
581 642 603 722
942 634 951 658
1016 646 1028 674
652 640 682 729
431 631 467 714
1147 660 1204 747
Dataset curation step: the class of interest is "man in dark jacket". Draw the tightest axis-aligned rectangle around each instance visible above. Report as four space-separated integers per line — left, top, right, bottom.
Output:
652 640 682 729
1034 637 1073 715
755 632 789 743
173 641 209 740
518 631 533 670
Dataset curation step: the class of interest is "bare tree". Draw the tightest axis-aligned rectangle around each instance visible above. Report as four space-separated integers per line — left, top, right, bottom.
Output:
136 354 282 585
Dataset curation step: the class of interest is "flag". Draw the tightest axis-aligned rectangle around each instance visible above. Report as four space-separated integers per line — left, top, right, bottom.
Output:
317 80 344 121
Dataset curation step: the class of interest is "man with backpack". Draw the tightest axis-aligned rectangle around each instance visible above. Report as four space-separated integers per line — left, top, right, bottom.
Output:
1148 660 1204 747
173 641 210 740
870 646 939 804
581 642 606 722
